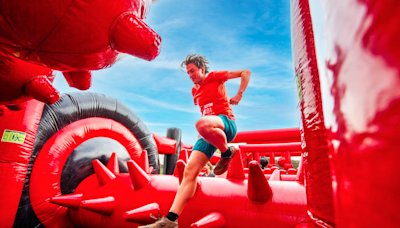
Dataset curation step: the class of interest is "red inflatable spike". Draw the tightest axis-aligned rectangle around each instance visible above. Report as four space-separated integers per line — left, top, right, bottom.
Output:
62 70 92 90
190 212 228 228
80 196 116 216
49 193 83 209
92 159 116 186
296 157 304 184
226 148 245 180
176 159 201 189
23 76 60 104
123 202 160 224
110 13 161 61
179 149 189 163
107 153 120 175
148 166 154 174
176 159 187 184
248 161 272 202
269 169 282 181
139 150 150 173
174 150 188 176
127 160 150 190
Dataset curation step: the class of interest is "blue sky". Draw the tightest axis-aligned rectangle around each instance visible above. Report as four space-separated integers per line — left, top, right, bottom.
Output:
53 0 299 145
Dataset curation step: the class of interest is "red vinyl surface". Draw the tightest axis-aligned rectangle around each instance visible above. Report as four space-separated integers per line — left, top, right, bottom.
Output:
0 100 44 227
231 128 300 143
65 167 307 228
152 133 177 154
0 0 161 102
0 54 58 105
291 0 335 226
0 0 161 71
308 0 400 227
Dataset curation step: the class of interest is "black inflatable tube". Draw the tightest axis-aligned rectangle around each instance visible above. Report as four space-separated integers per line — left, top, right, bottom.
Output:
164 127 182 175
13 92 159 228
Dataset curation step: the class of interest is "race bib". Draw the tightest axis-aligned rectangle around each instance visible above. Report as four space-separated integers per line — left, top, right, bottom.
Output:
202 102 214 116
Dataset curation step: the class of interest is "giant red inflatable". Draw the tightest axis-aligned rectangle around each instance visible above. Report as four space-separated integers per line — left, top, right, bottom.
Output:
0 0 161 105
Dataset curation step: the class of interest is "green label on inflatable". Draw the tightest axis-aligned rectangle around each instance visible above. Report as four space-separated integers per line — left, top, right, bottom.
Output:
1 129 26 144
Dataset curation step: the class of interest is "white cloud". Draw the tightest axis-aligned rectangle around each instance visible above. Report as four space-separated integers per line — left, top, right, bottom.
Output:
144 122 171 126
121 56 182 70
117 91 198 114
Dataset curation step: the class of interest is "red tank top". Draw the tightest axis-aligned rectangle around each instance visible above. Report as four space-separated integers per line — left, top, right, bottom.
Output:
192 71 235 121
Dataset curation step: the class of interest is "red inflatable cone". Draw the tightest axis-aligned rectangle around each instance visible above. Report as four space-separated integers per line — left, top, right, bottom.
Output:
176 159 187 184
23 76 60 104
62 70 92 90
226 148 245 180
247 161 272 202
110 13 161 61
176 159 201 189
92 159 116 186
49 193 83 209
174 149 189 176
124 202 160 224
139 150 150 173
81 196 116 215
190 212 227 228
269 168 282 181
127 160 150 190
107 152 120 175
